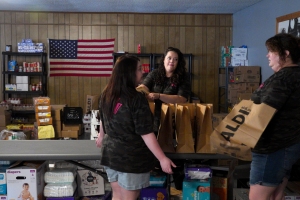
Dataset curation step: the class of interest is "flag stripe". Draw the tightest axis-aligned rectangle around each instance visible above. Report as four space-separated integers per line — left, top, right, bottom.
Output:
49 65 113 69
50 67 112 71
49 38 115 77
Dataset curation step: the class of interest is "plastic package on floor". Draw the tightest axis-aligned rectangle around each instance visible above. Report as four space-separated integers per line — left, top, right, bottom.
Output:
44 167 77 183
44 181 77 197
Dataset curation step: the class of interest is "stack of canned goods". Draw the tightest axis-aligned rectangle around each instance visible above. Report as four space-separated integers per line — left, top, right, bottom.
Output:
22 62 42 72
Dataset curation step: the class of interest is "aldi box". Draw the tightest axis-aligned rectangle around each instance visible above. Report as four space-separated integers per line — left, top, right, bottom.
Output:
6 161 47 200
140 187 168 200
77 170 105 197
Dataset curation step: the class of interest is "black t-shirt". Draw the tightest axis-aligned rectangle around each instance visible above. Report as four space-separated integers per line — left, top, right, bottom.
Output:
142 69 191 131
251 66 300 154
99 91 156 173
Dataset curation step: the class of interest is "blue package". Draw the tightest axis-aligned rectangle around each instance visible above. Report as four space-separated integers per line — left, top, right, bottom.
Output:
183 179 211 200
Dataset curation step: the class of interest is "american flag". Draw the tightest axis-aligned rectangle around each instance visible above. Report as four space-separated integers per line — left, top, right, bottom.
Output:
48 38 115 77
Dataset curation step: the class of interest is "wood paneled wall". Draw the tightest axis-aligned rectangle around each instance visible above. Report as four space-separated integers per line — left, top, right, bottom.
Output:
0 11 232 113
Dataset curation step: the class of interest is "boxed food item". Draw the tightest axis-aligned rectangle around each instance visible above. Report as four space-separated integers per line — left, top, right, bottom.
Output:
33 97 50 106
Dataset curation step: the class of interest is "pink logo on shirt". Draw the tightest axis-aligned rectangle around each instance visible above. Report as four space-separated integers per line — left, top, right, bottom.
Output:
113 102 122 114
259 83 264 88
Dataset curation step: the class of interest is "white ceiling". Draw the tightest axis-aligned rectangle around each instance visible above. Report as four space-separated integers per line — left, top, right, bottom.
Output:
0 0 263 14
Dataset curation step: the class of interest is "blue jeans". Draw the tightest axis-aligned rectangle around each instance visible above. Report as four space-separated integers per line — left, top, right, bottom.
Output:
104 166 150 190
250 143 300 187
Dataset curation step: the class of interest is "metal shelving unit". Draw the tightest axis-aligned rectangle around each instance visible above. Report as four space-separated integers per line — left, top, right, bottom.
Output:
218 66 234 113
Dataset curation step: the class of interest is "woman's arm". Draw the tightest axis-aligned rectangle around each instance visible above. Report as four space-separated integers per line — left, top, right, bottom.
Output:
147 92 187 103
141 133 176 174
95 120 105 148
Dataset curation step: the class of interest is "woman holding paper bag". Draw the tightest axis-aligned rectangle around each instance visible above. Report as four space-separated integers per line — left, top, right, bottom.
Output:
249 33 300 200
95 55 175 200
137 47 191 134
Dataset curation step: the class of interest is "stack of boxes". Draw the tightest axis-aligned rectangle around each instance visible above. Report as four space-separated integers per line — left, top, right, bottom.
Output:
182 165 212 200
61 107 83 139
140 172 168 200
33 97 55 139
51 105 66 138
228 66 261 105
16 76 29 91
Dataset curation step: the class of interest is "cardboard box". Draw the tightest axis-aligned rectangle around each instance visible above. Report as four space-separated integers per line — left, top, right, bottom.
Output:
238 82 260 91
35 105 51 113
16 83 29 91
0 108 11 127
183 179 211 200
53 121 62 138
63 123 82 136
234 66 261 75
234 74 260 83
6 161 47 200
61 130 78 138
140 187 168 200
33 123 55 139
0 172 7 195
16 76 29 84
36 117 52 126
77 170 105 197
231 48 247 60
62 124 81 131
51 105 67 121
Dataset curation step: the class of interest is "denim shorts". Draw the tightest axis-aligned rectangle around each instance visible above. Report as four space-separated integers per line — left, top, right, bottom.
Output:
250 143 300 187
104 166 150 190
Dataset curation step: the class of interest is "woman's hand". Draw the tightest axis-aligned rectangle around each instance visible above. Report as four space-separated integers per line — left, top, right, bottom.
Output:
95 135 103 148
147 92 160 100
159 156 176 174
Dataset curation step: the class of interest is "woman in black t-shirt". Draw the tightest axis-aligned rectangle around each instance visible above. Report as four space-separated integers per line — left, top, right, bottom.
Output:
138 47 191 134
96 55 175 200
249 33 300 200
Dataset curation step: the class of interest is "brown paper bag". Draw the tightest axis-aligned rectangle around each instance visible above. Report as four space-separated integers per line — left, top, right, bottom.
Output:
157 104 176 153
215 100 276 148
85 95 100 114
195 104 213 153
210 128 252 161
175 104 195 153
